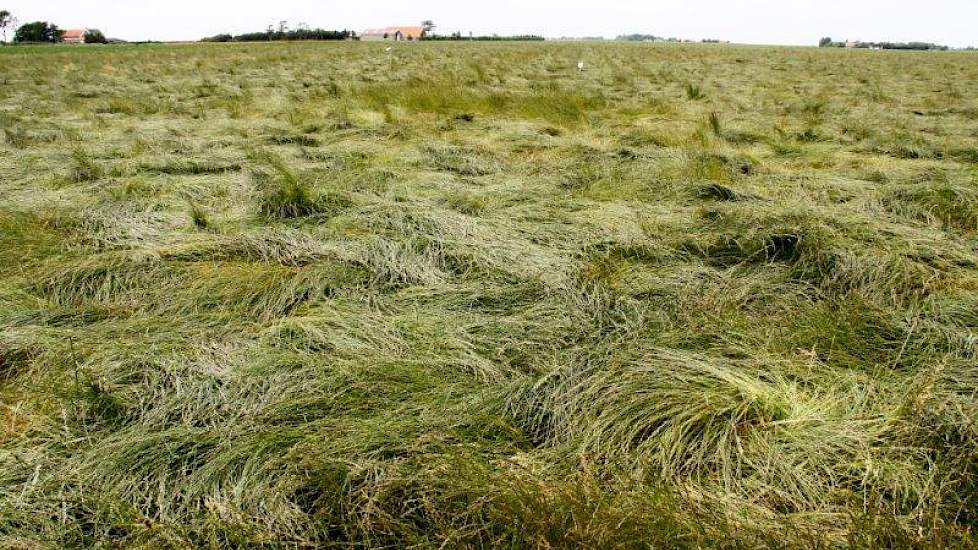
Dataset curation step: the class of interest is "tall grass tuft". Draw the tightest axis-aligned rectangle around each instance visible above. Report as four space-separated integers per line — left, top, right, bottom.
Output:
708 111 723 137
69 148 105 182
188 200 210 229
251 151 352 219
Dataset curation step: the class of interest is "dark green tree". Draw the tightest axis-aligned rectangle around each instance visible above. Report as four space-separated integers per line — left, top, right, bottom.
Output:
421 20 435 36
84 29 107 44
14 21 63 43
819 37 833 47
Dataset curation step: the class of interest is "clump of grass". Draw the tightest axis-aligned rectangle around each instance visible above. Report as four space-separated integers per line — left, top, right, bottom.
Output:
708 111 723 137
265 133 321 147
517 84 604 125
796 126 822 143
3 127 30 149
681 207 828 267
106 178 161 202
96 97 160 116
0 339 39 383
256 170 320 219
696 182 739 202
424 144 496 176
505 349 796 473
763 233 801 262
69 148 105 182
442 190 489 215
883 183 978 231
185 262 365 320
0 210 67 273
356 79 602 126
559 149 624 192
32 252 164 308
188 200 210 229
685 150 755 182
251 151 352 219
948 147 978 164
685 82 705 100
138 158 241 175
218 91 253 119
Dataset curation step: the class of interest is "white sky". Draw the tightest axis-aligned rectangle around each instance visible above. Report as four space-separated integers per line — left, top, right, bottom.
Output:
3 1 975 47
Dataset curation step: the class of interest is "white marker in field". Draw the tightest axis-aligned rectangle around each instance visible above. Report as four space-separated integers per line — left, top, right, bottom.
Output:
385 47 393 52
578 61 585 72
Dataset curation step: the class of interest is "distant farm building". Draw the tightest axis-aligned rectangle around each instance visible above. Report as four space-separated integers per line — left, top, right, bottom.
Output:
361 26 426 42
62 29 88 44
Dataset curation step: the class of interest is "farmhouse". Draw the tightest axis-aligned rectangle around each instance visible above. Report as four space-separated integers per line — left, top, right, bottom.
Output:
361 26 426 42
62 29 88 44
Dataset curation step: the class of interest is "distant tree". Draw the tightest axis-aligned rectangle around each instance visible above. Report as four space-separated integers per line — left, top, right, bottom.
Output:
617 34 665 42
201 33 232 42
14 21 63 43
819 37 833 47
421 20 435 35
84 29 107 44
0 10 16 43
872 41 947 51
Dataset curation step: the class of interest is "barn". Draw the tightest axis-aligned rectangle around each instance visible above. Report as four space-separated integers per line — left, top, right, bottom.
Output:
361 26 426 42
62 29 88 44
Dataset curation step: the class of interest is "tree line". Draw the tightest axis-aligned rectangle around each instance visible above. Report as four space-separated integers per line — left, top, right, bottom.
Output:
202 24 355 42
202 21 543 43
819 37 949 50
0 11 107 44
424 33 544 41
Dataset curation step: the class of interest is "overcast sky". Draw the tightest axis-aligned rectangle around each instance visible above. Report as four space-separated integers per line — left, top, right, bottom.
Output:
3 1 975 47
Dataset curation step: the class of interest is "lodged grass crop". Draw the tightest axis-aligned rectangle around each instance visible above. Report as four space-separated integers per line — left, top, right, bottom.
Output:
1 41 978 548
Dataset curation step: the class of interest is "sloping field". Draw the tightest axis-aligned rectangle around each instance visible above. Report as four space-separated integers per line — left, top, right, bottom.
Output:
1 41 977 547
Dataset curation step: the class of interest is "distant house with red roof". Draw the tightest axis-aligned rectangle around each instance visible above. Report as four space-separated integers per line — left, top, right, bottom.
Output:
361 26 426 42
62 29 88 44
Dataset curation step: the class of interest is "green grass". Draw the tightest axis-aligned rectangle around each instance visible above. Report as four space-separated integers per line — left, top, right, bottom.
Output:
2 41 978 548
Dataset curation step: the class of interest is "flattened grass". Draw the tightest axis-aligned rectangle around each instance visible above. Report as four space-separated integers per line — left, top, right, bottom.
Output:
1 41 978 548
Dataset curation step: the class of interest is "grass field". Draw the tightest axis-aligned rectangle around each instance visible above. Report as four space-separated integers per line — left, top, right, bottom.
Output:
1 41 978 548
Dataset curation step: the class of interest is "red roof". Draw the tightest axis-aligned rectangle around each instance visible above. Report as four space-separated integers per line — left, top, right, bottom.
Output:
389 26 424 38
362 26 425 38
63 29 86 39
